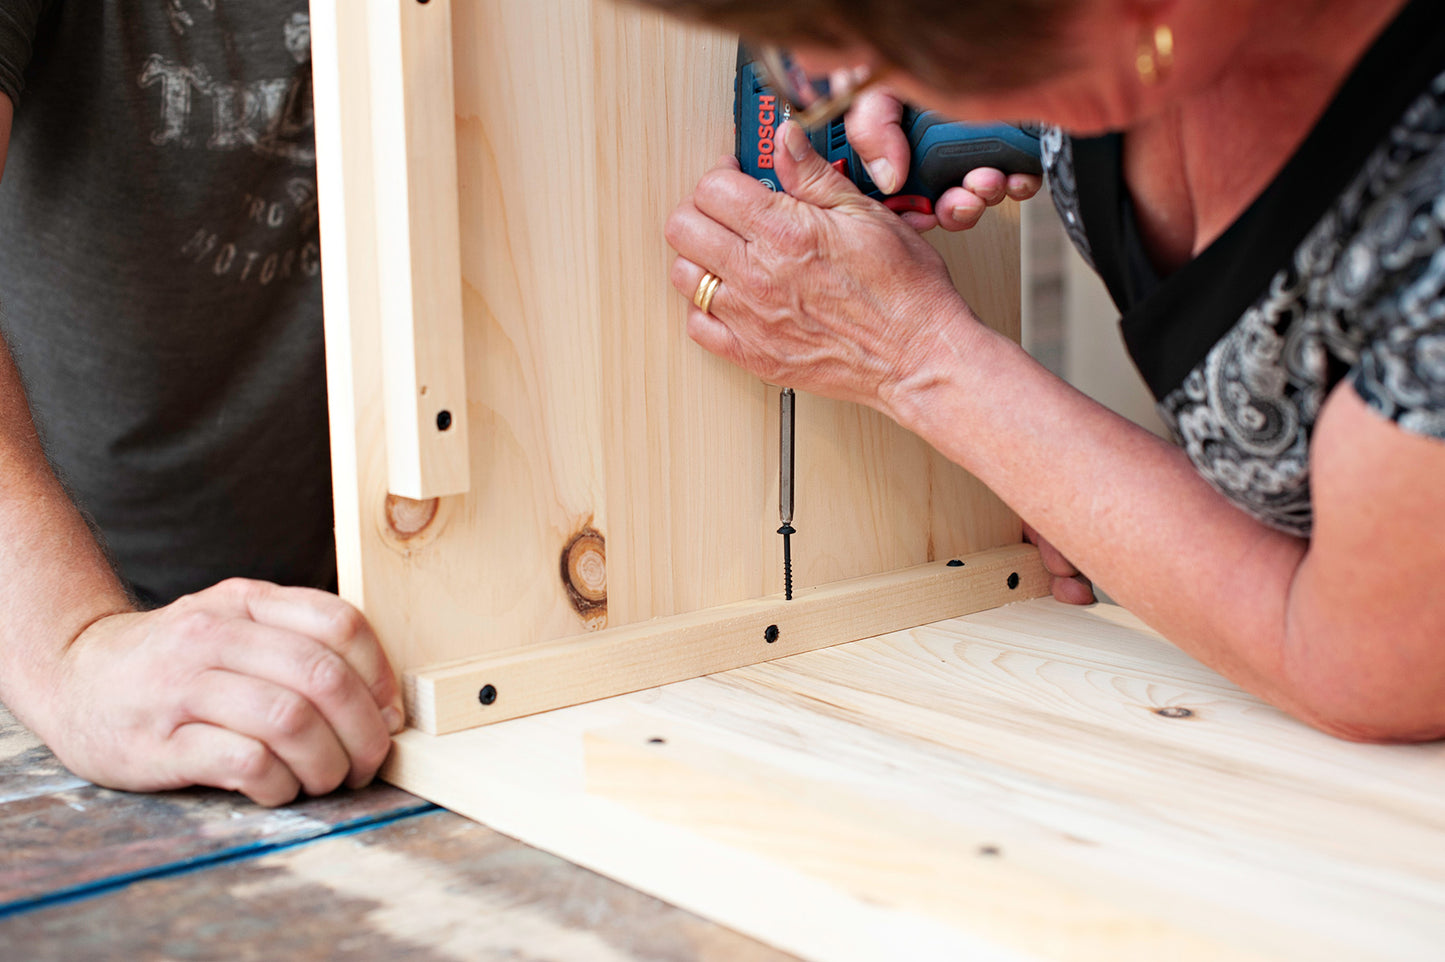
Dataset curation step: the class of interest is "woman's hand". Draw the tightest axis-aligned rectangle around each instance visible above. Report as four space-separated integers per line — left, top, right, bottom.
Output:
1023 522 1096 605
665 120 977 413
844 88 1041 233
39 579 404 807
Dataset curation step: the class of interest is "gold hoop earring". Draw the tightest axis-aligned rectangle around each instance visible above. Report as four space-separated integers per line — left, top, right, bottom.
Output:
1136 24 1175 86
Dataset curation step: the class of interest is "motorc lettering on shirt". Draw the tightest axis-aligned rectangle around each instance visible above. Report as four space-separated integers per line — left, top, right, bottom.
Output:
139 6 319 286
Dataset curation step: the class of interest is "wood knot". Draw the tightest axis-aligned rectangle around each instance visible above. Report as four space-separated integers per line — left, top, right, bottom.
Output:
385 495 440 539
561 527 607 627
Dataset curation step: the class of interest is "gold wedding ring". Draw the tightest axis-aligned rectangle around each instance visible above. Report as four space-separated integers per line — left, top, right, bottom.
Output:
693 271 722 315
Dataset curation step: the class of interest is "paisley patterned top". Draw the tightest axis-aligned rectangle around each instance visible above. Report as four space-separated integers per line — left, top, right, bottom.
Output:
1040 0 1445 538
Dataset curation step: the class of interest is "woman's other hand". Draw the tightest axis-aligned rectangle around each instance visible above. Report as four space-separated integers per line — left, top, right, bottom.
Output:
666 120 977 413
844 88 1041 233
1023 522 1096 605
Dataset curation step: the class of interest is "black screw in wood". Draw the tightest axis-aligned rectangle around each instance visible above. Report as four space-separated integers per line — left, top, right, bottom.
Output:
478 684 498 706
648 737 667 745
947 559 964 567
1156 707 1194 719
436 410 453 431
778 524 795 601
1007 572 1020 590
764 624 779 644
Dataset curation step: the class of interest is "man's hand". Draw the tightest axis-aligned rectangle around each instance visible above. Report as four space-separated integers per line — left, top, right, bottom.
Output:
845 88 1041 232
40 579 403 807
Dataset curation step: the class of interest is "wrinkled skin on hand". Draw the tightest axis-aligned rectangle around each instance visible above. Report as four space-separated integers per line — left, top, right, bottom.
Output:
667 119 1092 605
665 121 971 413
45 578 404 807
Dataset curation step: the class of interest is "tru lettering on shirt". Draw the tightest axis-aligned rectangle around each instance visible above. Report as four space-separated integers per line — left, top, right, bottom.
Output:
138 11 315 165
149 9 322 285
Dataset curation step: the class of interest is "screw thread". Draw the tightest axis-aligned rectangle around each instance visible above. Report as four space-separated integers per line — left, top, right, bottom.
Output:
778 524 795 601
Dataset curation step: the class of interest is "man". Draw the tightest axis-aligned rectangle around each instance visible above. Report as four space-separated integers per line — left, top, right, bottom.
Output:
0 1 401 807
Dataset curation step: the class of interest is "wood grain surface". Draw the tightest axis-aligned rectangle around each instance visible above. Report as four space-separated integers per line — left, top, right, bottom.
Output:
384 599 1445 962
365 0 472 499
314 0 1023 686
409 545 1050 733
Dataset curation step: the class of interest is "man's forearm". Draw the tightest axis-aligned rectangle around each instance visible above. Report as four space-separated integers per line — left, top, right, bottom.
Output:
0 343 134 736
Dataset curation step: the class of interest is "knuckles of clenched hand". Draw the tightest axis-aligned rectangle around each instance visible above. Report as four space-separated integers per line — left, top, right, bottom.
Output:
40 577 399 807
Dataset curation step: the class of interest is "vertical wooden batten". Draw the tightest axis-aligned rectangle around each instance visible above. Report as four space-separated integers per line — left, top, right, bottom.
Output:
366 0 471 499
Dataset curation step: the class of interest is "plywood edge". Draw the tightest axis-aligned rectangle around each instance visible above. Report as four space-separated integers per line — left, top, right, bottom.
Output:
406 544 1050 733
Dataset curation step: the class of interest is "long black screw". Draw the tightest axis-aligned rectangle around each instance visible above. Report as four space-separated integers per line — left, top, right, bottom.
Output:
779 388 796 602
778 523 795 601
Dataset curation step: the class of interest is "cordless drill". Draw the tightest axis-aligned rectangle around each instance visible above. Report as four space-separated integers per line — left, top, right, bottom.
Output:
735 46 1042 215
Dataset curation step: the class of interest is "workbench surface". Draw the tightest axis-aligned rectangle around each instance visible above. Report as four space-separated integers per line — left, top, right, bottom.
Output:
0 702 788 961
7 599 1445 962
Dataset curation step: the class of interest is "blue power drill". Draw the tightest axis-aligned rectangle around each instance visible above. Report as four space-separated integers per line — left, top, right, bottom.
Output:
735 45 1042 215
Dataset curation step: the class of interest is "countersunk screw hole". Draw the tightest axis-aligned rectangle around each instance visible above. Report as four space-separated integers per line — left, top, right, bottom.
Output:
946 559 964 567
648 737 666 745
1156 706 1194 719
764 625 779 644
436 410 453 431
478 684 497 706
1007 572 1020 590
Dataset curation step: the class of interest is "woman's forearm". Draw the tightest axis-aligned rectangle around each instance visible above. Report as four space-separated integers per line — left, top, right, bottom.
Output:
886 311 1340 726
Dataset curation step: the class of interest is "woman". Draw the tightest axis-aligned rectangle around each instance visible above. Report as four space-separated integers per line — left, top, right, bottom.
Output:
649 0 1445 741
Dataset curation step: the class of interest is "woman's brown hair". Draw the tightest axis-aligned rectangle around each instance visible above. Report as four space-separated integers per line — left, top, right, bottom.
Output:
632 0 1079 93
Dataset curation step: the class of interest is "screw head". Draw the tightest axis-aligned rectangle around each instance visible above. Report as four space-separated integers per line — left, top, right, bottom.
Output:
1007 572 1020 590
947 559 964 567
437 410 453 431
478 684 498 706
764 624 779 643
1156 706 1193 719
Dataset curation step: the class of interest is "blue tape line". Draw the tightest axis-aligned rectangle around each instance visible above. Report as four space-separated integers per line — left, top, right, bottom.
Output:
0 800 440 921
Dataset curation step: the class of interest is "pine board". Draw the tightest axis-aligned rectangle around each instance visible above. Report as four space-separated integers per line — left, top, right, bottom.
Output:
312 0 1023 682
383 599 1445 961
408 545 1050 733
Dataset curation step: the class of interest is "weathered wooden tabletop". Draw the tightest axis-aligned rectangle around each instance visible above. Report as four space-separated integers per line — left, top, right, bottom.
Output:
0 702 790 961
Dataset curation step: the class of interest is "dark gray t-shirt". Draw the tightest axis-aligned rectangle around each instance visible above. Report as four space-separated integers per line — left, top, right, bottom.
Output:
0 0 334 605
